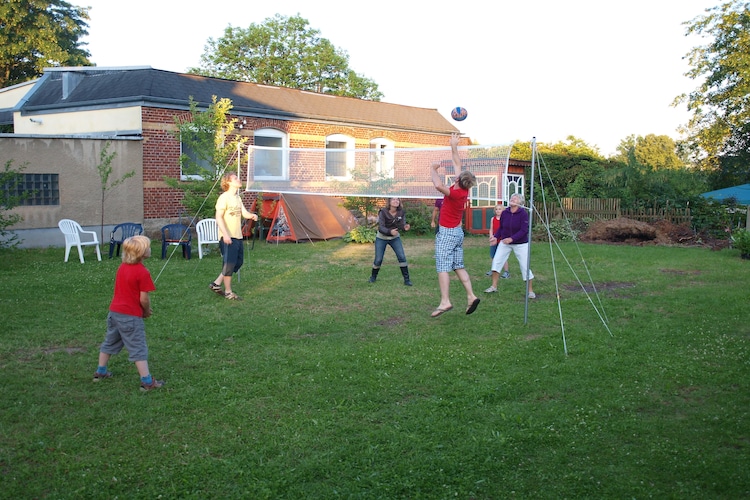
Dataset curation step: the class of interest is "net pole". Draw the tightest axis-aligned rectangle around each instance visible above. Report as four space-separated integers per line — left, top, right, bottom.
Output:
524 137 537 325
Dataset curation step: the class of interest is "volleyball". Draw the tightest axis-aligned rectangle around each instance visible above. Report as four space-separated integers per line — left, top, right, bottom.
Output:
451 107 468 121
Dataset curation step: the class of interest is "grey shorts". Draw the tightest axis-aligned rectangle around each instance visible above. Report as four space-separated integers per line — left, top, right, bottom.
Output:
101 311 149 362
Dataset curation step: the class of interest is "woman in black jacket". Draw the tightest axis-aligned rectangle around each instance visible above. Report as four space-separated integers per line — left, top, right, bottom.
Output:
368 197 412 285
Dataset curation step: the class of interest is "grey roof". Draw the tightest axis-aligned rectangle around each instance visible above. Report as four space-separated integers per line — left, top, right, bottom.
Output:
21 67 458 135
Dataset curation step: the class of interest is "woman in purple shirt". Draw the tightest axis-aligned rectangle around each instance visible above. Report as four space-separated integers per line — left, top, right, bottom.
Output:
485 193 536 298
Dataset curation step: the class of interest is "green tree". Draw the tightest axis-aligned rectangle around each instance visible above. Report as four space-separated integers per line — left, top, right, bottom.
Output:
512 136 610 200
676 0 750 187
0 0 91 87
0 159 26 248
165 96 247 220
632 134 683 170
604 135 708 209
96 142 135 242
190 14 382 100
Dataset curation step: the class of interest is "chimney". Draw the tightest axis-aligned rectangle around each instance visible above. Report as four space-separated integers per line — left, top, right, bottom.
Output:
62 71 84 99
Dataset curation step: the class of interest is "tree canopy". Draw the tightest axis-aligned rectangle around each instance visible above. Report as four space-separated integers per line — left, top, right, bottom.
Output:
508 136 707 209
677 0 750 187
0 0 91 88
189 14 382 101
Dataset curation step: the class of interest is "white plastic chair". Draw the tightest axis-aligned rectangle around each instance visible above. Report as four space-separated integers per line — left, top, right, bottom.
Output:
196 217 241 282
196 218 219 259
58 219 102 263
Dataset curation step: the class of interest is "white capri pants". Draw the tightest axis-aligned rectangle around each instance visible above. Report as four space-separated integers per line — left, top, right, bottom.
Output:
491 242 534 281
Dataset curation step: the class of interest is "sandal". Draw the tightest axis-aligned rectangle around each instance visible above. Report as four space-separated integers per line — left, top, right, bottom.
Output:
224 291 243 301
209 282 223 295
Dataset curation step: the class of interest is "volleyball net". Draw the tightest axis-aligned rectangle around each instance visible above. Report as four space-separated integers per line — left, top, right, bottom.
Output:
243 143 514 202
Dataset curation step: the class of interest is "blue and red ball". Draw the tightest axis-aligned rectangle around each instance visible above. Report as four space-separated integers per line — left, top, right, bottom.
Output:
450 107 468 121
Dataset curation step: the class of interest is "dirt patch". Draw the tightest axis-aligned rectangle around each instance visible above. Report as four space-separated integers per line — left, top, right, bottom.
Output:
42 346 87 355
375 317 406 327
660 269 701 275
578 218 728 249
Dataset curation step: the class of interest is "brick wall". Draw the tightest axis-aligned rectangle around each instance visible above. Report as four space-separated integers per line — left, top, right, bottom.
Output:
140 107 460 224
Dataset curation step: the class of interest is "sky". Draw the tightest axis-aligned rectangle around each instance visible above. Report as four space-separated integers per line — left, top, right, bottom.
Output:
79 0 712 157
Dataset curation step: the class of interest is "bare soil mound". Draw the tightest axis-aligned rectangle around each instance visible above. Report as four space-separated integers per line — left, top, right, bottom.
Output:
579 218 729 249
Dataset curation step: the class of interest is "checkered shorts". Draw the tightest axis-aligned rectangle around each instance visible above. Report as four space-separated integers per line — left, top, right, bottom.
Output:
435 225 465 273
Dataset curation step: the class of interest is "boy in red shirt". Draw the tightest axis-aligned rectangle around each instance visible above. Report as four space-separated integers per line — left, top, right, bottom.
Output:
93 235 164 391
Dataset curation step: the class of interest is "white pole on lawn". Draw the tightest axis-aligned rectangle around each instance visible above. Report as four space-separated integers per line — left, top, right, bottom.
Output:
524 137 537 325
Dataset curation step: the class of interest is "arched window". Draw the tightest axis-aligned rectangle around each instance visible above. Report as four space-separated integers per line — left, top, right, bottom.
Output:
253 128 288 179
504 174 524 203
326 134 354 179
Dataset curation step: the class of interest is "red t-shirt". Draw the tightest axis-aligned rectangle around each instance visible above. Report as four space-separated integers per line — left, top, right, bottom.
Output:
109 262 156 317
491 216 501 235
439 185 469 228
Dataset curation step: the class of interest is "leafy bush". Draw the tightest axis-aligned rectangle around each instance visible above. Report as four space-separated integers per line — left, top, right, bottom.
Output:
533 218 588 242
401 200 434 236
731 228 750 256
0 159 26 249
689 197 739 239
344 225 377 243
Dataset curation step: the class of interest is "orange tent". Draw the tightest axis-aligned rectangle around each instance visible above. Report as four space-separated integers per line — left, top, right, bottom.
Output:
249 193 358 243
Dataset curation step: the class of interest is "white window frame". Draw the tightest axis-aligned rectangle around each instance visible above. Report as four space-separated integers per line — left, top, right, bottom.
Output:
504 174 524 203
471 175 498 207
369 138 395 180
326 134 354 180
253 128 289 180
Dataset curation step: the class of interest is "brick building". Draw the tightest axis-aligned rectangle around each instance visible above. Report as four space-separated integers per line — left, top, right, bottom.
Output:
0 66 525 247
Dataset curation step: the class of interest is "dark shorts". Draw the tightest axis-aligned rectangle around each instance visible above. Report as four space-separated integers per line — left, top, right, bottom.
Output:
219 238 244 276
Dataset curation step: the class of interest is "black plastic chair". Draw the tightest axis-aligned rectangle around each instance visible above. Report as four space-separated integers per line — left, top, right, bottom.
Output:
161 223 192 259
109 222 144 258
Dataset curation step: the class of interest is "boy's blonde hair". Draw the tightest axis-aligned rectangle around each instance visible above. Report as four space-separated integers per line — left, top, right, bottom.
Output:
457 170 477 190
122 235 151 264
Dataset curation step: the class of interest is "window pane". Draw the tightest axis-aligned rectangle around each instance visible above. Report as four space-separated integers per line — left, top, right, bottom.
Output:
255 135 283 177
326 141 347 177
181 130 214 177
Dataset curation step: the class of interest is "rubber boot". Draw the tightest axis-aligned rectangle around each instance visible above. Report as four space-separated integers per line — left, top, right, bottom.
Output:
400 266 412 286
368 267 380 283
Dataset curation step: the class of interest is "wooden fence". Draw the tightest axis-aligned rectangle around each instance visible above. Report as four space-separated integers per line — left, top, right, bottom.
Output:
533 198 692 225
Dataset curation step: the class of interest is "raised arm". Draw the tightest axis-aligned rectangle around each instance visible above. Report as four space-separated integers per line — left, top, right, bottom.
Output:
431 162 450 196
450 132 462 171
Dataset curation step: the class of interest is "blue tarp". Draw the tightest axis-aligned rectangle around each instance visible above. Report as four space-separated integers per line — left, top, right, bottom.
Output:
701 184 750 205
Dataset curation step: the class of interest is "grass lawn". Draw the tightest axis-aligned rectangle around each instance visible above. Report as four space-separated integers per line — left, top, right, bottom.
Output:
1 235 749 499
